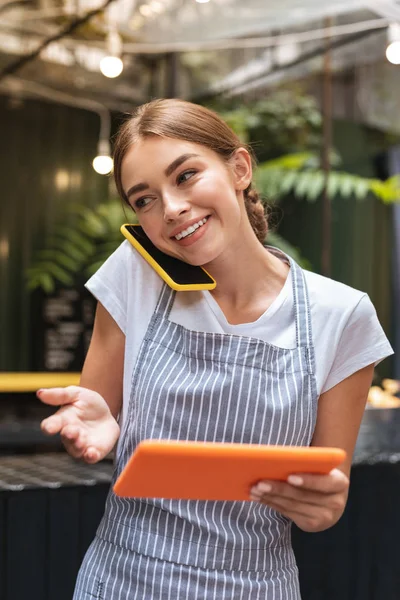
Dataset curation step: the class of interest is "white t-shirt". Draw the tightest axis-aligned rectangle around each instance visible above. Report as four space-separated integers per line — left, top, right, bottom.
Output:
86 240 394 425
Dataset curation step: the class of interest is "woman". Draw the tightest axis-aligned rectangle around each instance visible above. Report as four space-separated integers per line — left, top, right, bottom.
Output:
38 99 393 598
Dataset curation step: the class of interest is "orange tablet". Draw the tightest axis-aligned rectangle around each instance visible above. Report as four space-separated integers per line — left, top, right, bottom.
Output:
113 440 346 501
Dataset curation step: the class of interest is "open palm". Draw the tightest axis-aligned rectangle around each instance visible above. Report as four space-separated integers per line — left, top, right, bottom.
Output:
38 386 120 463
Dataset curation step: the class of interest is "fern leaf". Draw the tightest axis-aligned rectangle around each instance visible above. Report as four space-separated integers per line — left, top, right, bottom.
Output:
304 171 325 201
278 170 299 196
56 227 95 255
261 152 316 170
337 174 356 198
353 178 370 200
41 263 74 286
294 172 315 199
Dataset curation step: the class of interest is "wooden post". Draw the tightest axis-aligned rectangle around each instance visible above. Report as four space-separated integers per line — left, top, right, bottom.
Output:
165 52 179 98
321 17 333 277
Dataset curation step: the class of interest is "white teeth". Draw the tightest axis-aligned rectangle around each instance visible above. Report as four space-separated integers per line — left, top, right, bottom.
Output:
174 217 208 240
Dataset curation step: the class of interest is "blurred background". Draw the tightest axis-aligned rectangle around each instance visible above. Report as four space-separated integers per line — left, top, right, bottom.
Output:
0 1 400 598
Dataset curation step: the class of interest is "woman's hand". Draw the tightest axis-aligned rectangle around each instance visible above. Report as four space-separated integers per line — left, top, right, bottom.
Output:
37 386 120 463
249 469 349 533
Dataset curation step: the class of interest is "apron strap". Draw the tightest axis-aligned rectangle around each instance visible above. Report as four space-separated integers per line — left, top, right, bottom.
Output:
266 246 316 374
154 283 176 320
290 259 316 373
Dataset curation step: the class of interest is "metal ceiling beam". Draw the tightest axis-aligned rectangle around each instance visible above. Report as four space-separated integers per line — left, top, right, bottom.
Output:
0 1 32 16
193 26 384 100
0 0 118 82
364 0 400 21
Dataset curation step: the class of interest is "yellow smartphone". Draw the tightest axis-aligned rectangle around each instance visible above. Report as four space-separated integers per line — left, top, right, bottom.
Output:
121 224 216 292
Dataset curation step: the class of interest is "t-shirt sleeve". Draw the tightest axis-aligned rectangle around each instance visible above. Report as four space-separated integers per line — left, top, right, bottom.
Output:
84 241 130 334
321 294 394 393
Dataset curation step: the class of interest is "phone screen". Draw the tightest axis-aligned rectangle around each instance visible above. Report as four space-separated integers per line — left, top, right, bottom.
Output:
123 225 215 286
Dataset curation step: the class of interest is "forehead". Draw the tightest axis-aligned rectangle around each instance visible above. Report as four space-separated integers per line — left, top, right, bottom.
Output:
121 136 219 184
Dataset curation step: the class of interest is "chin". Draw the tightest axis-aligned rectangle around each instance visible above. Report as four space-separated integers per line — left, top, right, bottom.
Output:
186 257 209 267
167 240 222 267
190 250 220 267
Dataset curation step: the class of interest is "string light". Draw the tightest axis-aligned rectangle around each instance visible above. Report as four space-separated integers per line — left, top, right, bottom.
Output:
386 23 400 64
100 27 124 78
93 140 113 175
93 155 113 174
100 55 123 77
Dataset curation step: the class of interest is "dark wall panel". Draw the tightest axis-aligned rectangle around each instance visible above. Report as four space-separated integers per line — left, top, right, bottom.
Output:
0 95 109 371
277 120 394 376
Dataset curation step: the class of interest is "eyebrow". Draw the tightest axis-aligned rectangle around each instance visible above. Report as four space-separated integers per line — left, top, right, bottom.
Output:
164 153 199 177
125 153 199 200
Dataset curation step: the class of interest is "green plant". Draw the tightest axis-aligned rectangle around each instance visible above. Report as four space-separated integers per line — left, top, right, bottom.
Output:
26 197 311 293
26 201 133 293
211 88 323 155
215 95 400 276
254 153 400 204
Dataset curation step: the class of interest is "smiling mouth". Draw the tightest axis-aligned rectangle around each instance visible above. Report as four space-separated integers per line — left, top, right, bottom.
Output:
173 217 209 241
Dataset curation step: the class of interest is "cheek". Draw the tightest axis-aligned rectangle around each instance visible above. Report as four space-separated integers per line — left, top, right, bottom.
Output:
146 226 162 244
136 217 162 246
194 174 238 209
191 175 217 199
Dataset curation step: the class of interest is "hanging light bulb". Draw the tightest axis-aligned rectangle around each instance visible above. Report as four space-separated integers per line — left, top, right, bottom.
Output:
93 154 113 174
93 139 113 175
386 23 400 65
100 56 124 78
100 28 124 78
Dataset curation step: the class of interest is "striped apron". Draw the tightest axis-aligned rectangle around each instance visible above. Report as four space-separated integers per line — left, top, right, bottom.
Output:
74 250 318 599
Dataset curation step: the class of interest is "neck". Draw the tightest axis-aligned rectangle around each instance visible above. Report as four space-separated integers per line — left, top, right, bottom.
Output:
204 222 289 312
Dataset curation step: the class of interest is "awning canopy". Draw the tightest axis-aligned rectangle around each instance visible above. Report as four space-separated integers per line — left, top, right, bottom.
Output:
0 0 397 111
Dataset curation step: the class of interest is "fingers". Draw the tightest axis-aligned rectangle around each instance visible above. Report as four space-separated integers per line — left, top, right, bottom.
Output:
41 413 64 436
251 488 345 518
254 496 337 533
250 469 348 505
63 437 102 463
257 492 347 533
36 386 82 406
60 424 89 459
249 469 349 532
83 447 101 463
287 468 349 493
38 386 115 464
41 414 87 455
41 417 102 463
62 423 85 445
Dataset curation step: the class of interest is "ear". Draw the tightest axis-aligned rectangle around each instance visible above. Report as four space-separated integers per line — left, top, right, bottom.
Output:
230 147 253 191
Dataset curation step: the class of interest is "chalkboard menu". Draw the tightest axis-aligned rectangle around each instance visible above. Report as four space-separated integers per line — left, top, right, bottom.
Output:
30 286 96 371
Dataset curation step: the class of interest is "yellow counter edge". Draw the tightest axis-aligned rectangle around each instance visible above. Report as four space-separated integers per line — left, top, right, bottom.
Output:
0 372 81 393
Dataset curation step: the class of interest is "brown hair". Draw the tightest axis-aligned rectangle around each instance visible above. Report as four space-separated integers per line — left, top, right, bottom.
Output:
113 98 268 243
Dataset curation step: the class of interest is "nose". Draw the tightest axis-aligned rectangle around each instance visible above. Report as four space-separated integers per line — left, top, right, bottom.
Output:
162 192 190 223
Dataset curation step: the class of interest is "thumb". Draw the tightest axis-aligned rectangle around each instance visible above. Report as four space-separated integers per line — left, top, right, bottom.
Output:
36 385 82 406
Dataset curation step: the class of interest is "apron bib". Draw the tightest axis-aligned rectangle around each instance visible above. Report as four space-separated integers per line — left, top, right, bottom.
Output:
74 250 318 599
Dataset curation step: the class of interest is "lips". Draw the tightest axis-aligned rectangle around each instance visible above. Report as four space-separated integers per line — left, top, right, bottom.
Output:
170 216 210 240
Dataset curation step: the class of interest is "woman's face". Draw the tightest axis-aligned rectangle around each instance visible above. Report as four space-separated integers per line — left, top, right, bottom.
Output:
121 136 252 266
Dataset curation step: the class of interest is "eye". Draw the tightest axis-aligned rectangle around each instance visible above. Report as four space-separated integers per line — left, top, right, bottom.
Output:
177 169 197 185
134 196 154 210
